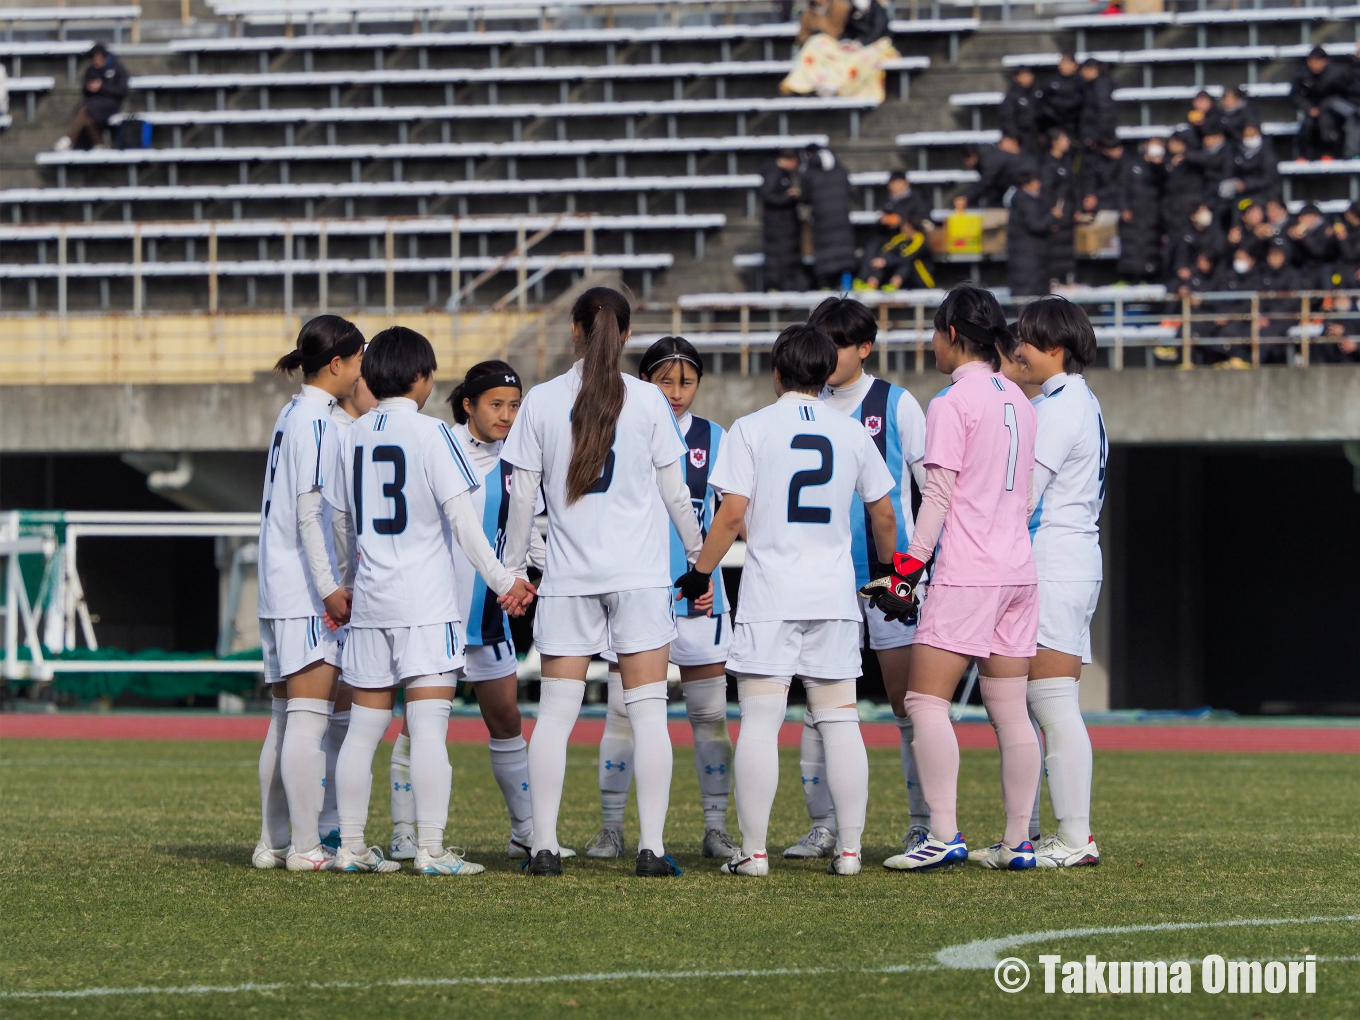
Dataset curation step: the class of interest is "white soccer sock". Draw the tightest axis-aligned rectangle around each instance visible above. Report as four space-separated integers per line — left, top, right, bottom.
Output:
895 714 931 832
489 734 533 843
258 696 290 847
1028 711 1044 841
528 678 586 856
389 730 415 837
280 697 331 854
798 716 836 830
622 681 673 857
336 704 391 853
598 670 633 832
1027 677 1093 848
811 708 869 855
319 706 347 839
406 696 454 853
683 676 732 831
733 690 788 856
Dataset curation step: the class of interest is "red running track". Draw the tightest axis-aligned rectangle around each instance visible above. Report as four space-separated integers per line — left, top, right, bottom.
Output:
2 713 1359 753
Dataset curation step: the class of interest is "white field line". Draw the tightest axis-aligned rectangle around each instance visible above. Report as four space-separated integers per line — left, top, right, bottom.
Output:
935 915 1360 969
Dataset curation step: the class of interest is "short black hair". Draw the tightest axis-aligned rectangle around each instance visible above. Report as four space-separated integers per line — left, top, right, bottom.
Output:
89 42 108 59
362 325 437 400
888 170 907 184
1015 169 1039 186
933 283 1012 371
1012 296 1097 373
1309 45 1328 60
1080 57 1101 71
808 295 876 349
771 324 837 393
1013 65 1034 77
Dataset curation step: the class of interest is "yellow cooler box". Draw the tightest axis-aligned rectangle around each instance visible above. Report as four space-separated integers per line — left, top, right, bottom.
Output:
945 212 983 256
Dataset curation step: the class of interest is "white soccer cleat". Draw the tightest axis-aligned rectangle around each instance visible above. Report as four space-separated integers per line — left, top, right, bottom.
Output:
389 831 418 861
285 844 339 872
508 837 575 859
720 851 770 876
902 825 930 856
882 832 969 871
1034 835 1100 868
415 846 485 876
251 841 287 870
333 845 402 873
977 840 1038 871
584 828 625 859
826 849 862 876
968 841 1002 863
702 828 739 859
782 825 836 858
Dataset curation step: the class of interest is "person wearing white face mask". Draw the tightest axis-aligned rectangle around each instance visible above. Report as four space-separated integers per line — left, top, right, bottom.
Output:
1227 125 1281 207
1205 247 1262 369
1117 138 1167 284
1172 202 1228 284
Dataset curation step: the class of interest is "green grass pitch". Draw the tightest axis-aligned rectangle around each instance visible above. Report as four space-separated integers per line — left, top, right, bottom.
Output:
1 739 1357 1018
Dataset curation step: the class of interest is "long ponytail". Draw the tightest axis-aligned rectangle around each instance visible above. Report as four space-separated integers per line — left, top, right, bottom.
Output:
565 286 630 503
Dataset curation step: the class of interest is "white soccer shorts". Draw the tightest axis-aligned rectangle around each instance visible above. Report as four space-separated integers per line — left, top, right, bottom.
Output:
726 619 863 681
260 616 341 685
533 588 677 657
341 623 466 689
858 593 917 651
599 612 732 668
463 639 519 682
1036 579 1102 664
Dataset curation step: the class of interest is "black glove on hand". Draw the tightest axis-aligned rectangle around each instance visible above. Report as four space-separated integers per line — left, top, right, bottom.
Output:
674 567 712 602
858 553 927 624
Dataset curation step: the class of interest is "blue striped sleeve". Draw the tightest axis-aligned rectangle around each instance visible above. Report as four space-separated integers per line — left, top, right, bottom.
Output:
439 422 478 489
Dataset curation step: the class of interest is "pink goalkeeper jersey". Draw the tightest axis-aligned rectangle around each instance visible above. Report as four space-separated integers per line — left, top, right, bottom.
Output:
924 361 1037 587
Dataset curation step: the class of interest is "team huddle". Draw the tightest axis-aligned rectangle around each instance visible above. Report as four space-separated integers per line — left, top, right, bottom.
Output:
251 281 1107 878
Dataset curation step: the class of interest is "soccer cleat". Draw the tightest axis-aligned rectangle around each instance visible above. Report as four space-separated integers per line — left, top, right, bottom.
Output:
584 827 624 859
333 845 402 873
389 831 418 861
720 851 769 876
882 832 968 871
826 849 862 876
782 825 836 859
414 846 485 876
508 837 576 860
702 828 739 859
902 825 930 856
968 842 1002 863
635 850 683 877
525 849 563 876
251 841 287 870
320 829 341 851
1034 835 1100 868
977 840 1038 871
285 844 340 872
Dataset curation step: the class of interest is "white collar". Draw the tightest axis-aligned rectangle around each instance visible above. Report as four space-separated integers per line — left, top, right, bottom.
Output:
376 396 418 413
299 384 336 408
676 410 693 434
1041 372 1072 396
456 420 501 449
822 369 873 401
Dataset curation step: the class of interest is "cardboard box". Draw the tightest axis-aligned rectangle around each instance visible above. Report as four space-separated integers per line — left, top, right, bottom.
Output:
1075 209 1121 257
1122 0 1164 14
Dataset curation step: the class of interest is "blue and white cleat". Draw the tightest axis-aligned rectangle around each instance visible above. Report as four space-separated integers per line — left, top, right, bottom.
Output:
882 832 969 871
977 840 1038 870
902 825 930 856
415 846 485 876
968 841 1002 863
333 845 402 873
320 829 342 851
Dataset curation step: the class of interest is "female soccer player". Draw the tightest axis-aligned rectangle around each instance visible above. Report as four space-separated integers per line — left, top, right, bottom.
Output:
501 287 706 878
1011 297 1105 868
325 327 535 876
785 296 930 862
873 283 1042 872
585 336 738 862
253 315 364 872
446 359 575 861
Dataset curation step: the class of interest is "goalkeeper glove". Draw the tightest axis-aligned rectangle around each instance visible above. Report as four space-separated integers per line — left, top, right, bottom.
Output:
674 567 712 602
858 552 927 624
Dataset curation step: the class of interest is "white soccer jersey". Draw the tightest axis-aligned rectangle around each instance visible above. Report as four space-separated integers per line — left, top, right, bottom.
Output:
1029 372 1107 582
257 384 335 619
322 397 478 628
500 362 687 596
709 392 895 623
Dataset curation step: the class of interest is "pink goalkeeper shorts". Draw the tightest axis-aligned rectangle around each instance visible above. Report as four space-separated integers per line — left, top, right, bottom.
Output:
914 583 1038 660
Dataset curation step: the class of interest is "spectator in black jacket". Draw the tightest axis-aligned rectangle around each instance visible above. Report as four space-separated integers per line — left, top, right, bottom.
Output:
1218 86 1261 143
1119 140 1165 283
1286 202 1338 286
1185 90 1221 147
1039 54 1085 141
879 170 932 235
802 143 857 288
1078 138 1127 214
1332 201 1360 287
1205 247 1263 367
1008 171 1060 296
1292 46 1352 160
1172 202 1229 280
759 150 806 291
1259 240 1304 363
1078 59 1117 152
54 43 128 151
957 136 1033 209
859 171 935 288
1227 200 1272 262
1039 128 1076 282
1224 124 1281 207
1160 131 1206 234
1000 67 1043 151
1183 127 1235 212
842 0 889 46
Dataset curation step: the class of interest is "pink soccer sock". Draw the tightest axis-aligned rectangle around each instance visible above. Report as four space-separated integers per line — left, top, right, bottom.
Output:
902 691 959 840
979 675 1043 848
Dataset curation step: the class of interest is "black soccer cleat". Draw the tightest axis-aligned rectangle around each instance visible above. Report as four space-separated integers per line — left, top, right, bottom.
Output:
525 849 563 876
635 849 683 877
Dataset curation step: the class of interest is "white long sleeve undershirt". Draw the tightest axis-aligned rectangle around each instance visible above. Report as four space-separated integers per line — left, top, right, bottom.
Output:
296 489 339 601
442 490 515 597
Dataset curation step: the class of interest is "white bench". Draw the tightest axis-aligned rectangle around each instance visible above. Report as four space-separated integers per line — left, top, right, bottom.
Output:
1059 8 1334 52
2 76 56 120
0 6 139 43
0 40 103 82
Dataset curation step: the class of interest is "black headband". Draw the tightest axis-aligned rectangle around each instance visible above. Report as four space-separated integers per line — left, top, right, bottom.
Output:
462 369 522 402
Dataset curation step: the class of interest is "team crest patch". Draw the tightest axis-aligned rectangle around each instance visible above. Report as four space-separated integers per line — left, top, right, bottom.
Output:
864 415 883 436
689 448 707 469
